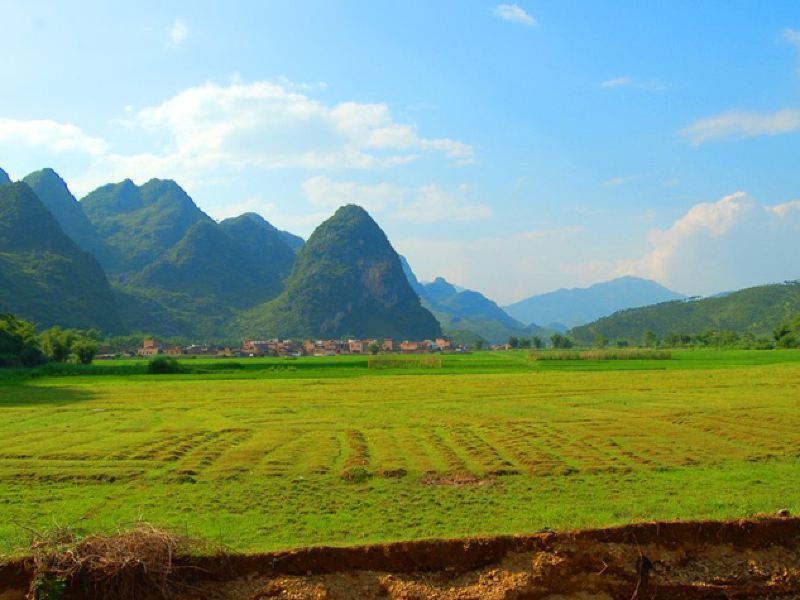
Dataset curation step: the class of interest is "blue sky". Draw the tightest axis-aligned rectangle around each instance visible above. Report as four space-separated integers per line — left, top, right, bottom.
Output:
1 1 799 303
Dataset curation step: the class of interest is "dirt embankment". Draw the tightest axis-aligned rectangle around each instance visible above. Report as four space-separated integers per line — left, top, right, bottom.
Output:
2 517 800 599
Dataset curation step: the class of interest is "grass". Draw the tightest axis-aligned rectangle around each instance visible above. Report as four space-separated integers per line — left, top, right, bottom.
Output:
1 350 800 557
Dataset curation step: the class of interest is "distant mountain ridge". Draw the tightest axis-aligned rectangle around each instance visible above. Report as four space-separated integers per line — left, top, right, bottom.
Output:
400 257 551 343
241 205 441 339
572 281 800 343
505 276 685 329
0 168 10 185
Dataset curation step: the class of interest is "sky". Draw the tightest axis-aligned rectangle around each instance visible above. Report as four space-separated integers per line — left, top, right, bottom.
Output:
1 1 799 304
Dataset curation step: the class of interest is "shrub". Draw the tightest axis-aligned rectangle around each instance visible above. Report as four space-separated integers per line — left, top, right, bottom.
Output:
147 356 186 374
530 349 672 361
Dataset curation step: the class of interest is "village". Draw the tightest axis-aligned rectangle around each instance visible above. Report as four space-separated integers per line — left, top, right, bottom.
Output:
135 336 464 358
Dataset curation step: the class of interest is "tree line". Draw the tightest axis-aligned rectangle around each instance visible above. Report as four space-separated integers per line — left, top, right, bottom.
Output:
506 313 800 350
0 314 99 367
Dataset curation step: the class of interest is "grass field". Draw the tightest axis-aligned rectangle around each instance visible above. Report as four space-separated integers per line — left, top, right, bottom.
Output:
1 350 800 557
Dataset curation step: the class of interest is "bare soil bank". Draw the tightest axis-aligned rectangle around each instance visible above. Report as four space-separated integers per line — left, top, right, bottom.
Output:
2 517 799 599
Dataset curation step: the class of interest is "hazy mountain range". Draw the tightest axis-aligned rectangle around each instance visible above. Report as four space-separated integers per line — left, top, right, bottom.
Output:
504 276 685 330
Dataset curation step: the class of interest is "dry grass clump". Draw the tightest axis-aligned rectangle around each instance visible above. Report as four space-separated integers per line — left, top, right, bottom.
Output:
530 349 672 361
25 523 204 600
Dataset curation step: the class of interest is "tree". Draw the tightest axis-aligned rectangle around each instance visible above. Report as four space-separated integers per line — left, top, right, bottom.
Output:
475 339 485 350
40 327 76 363
0 314 44 366
531 336 543 349
507 336 520 349
519 338 532 349
71 337 98 365
775 314 800 348
642 330 658 348
367 342 380 355
550 333 573 349
595 334 609 348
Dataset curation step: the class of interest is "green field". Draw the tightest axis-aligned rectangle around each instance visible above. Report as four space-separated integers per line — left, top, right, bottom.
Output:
1 350 800 557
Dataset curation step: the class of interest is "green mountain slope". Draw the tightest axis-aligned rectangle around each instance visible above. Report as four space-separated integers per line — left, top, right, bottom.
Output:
0 168 10 185
279 230 304 253
0 182 122 332
240 205 441 339
22 168 111 262
218 212 297 280
505 276 685 328
81 178 214 273
130 219 288 306
572 281 800 343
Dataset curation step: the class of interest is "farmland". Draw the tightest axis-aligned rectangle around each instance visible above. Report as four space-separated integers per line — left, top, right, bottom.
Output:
1 350 800 557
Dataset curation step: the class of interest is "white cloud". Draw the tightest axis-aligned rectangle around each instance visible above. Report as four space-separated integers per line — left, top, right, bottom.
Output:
616 192 800 295
168 19 189 46
680 108 800 144
766 199 800 217
600 77 666 92
0 78 474 196
301 176 491 224
493 4 536 26
0 118 108 156
303 176 405 213
784 28 800 47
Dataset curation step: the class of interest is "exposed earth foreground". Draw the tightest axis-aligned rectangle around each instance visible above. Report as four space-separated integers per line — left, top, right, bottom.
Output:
2 517 800 599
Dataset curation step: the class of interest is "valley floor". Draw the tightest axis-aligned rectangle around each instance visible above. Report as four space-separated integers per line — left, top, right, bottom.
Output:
0 350 799 556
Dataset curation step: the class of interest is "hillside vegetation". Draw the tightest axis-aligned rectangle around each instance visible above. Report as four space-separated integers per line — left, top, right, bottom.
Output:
572 281 800 343
0 183 122 332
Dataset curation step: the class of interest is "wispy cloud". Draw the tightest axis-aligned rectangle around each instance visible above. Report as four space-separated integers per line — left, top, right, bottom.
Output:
680 108 800 144
302 176 491 224
493 4 537 26
784 28 800 48
601 76 666 92
168 19 189 46
602 174 640 187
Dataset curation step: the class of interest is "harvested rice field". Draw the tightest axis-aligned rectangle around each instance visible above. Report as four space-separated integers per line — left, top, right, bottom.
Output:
1 350 799 557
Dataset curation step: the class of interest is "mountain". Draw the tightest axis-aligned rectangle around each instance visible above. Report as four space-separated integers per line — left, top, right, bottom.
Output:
81 178 214 274
218 212 297 279
399 258 550 343
0 182 122 332
22 168 110 262
130 219 290 306
421 277 540 343
240 205 441 339
505 276 685 329
571 281 800 343
279 229 305 253
0 168 10 185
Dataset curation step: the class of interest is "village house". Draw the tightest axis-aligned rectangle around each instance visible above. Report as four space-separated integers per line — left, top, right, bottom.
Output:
381 338 396 352
185 344 211 356
348 339 365 354
137 338 162 357
163 346 183 356
400 340 420 353
242 340 270 356
435 337 452 351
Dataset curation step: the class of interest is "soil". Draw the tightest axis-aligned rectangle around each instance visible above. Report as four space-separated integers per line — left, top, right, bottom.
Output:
3 516 800 599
